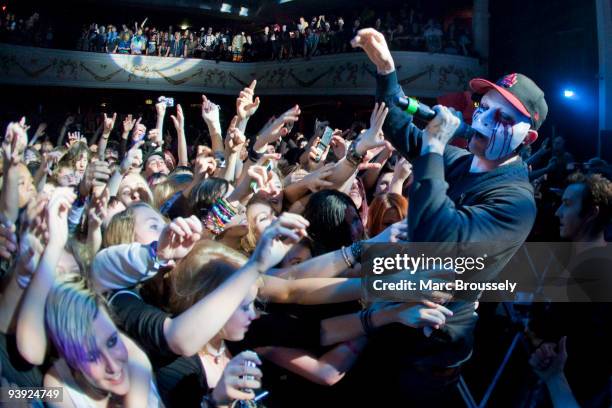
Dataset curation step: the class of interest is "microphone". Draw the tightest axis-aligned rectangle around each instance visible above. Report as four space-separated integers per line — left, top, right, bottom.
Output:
395 95 481 140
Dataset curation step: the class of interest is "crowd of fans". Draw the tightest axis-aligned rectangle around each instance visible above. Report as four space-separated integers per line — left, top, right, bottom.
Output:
0 11 54 48
76 13 473 62
0 23 610 408
0 5 475 62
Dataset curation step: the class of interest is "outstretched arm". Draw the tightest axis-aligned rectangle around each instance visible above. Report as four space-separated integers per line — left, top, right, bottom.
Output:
259 275 361 305
17 188 76 365
257 337 367 386
1 121 28 223
170 104 189 167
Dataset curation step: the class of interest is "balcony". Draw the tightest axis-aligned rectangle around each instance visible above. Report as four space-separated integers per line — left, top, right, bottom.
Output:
0 44 485 97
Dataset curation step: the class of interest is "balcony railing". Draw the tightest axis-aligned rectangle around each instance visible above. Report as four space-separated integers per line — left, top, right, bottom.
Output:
0 44 485 96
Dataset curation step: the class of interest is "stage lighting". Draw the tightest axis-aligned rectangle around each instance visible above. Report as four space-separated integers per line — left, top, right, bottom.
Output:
239 7 249 16
220 3 232 13
563 89 575 98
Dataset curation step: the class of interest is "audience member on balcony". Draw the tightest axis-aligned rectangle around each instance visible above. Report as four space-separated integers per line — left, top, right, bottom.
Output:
107 25 118 52
270 25 280 60
202 27 216 58
424 19 443 53
95 26 107 53
303 27 319 60
231 31 246 62
130 29 146 55
114 32 132 54
146 33 158 56
184 32 197 58
243 35 255 61
331 17 347 53
158 31 170 57
169 31 183 57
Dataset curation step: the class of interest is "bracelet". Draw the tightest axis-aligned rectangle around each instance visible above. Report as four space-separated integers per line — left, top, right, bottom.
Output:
148 241 170 269
360 308 376 336
345 141 364 167
340 246 353 268
350 241 363 263
248 148 263 163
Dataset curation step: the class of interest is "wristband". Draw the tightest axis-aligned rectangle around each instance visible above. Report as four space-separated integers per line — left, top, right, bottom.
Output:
345 141 364 167
341 246 354 269
203 198 238 235
359 308 376 336
248 148 263 163
148 241 170 269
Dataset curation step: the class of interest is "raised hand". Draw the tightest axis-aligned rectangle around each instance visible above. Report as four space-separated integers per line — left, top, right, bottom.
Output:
157 216 203 261
251 213 309 272
236 79 261 121
2 120 28 166
66 131 85 147
354 102 389 155
253 105 300 152
155 100 167 117
132 122 147 142
302 162 335 192
201 95 220 125
246 164 281 196
102 112 117 135
88 187 110 231
212 351 263 405
45 187 77 249
170 104 185 133
308 137 330 165
330 131 347 159
33 123 47 139
351 28 395 74
530 337 568 382
80 160 112 197
147 128 162 146
193 155 218 180
390 300 454 330
121 140 144 174
64 115 76 127
225 116 246 153
122 114 139 137
393 157 413 181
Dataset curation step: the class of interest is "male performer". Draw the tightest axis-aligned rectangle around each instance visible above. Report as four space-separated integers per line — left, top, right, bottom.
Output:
350 28 548 404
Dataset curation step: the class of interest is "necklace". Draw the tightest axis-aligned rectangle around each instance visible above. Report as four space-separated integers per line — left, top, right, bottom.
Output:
204 341 226 364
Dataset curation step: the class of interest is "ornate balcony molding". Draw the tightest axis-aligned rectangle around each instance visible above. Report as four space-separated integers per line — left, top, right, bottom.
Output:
0 44 485 97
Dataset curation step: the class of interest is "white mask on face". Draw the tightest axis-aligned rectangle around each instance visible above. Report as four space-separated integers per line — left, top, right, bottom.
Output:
471 91 532 161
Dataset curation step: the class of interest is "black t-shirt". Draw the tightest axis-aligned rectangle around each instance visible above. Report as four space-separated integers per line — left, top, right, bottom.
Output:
109 291 207 406
109 291 322 408
0 332 43 387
